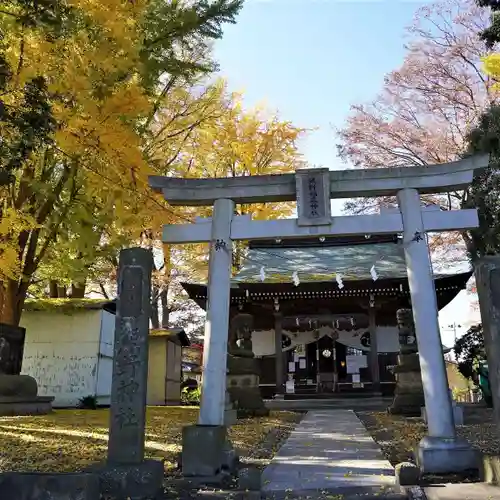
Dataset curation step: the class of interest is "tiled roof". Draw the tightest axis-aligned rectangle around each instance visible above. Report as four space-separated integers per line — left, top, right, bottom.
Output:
232 238 464 284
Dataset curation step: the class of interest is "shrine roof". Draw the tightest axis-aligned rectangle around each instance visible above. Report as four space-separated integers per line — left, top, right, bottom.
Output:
181 235 472 314
232 234 457 284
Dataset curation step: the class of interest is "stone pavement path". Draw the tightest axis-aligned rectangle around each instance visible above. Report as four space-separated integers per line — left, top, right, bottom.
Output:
261 409 400 498
424 482 500 500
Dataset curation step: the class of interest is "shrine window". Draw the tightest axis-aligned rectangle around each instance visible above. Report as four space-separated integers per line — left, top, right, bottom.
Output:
346 347 363 356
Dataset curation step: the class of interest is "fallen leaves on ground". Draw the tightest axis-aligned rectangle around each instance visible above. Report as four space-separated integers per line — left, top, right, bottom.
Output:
0 407 301 474
357 406 500 482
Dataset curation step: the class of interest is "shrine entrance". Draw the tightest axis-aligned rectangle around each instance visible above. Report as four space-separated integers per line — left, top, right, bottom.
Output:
149 154 487 473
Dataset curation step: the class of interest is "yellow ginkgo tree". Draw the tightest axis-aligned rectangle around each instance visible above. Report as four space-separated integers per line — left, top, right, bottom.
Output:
0 0 243 325
146 88 307 329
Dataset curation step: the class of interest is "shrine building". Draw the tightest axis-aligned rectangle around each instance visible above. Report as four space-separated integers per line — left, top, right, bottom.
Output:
182 234 469 399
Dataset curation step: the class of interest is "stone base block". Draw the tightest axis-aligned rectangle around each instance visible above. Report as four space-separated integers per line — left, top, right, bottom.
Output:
225 408 238 426
228 386 269 418
387 392 425 417
0 396 53 416
416 436 480 474
238 466 261 491
480 454 500 484
167 471 233 491
395 462 421 486
227 356 260 375
88 459 163 499
0 472 99 500
182 425 239 477
421 405 464 426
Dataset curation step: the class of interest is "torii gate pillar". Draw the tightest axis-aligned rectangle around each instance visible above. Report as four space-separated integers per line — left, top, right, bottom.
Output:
198 198 234 426
398 189 478 473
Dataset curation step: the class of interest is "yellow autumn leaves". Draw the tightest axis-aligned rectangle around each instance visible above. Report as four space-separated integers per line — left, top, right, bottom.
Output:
0 0 306 305
483 53 500 88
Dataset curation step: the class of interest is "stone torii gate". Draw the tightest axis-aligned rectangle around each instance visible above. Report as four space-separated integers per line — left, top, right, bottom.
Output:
149 154 487 474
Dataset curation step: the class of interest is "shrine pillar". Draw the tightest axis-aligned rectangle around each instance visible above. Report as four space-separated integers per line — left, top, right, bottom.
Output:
274 312 285 397
367 300 380 393
397 188 477 473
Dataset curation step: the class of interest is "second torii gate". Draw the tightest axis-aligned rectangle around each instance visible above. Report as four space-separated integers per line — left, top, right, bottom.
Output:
149 154 487 474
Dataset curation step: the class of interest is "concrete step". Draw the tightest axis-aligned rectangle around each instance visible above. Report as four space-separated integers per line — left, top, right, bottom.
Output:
265 398 392 411
260 487 407 499
284 391 384 400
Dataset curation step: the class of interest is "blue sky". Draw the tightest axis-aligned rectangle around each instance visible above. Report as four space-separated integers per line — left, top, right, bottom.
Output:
213 0 480 347
213 0 427 170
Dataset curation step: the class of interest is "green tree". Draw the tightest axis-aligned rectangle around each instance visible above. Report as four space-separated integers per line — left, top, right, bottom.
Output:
477 0 500 47
453 324 485 379
463 105 500 260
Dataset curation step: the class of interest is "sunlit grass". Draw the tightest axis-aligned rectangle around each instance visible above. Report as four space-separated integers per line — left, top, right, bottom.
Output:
0 407 300 473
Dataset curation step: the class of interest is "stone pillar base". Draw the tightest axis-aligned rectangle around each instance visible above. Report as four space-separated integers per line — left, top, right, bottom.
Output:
480 454 500 484
387 392 425 417
0 472 99 500
88 459 164 499
0 395 54 416
182 425 239 477
416 436 480 474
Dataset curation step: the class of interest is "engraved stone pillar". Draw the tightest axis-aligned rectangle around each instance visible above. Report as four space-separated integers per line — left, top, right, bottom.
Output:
108 248 153 464
91 248 163 499
475 257 500 427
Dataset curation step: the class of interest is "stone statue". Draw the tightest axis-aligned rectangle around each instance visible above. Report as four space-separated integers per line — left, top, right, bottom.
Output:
229 312 254 358
226 311 268 417
0 337 11 374
387 308 425 417
0 323 53 415
396 309 417 354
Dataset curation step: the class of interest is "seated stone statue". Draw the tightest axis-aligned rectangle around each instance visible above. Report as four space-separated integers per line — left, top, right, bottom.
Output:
0 337 11 374
387 308 425 417
226 311 268 417
228 313 255 358
0 335 38 397
0 325 53 416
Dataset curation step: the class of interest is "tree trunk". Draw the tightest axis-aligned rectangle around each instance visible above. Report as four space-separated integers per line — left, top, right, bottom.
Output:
70 281 86 298
49 280 58 298
461 230 476 262
160 287 169 329
151 284 160 330
0 280 22 326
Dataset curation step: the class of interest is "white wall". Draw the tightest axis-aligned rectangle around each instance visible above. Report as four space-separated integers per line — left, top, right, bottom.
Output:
95 310 115 405
21 310 103 407
251 325 399 357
